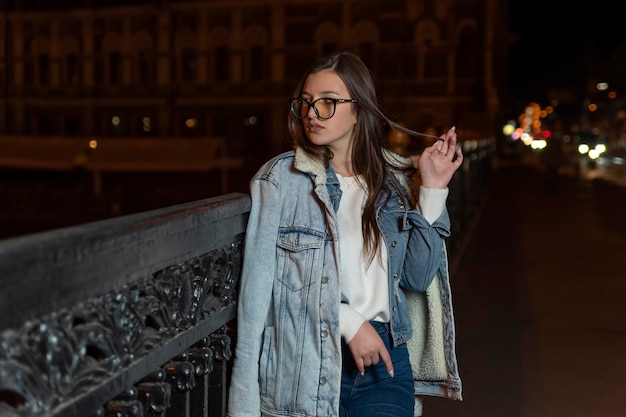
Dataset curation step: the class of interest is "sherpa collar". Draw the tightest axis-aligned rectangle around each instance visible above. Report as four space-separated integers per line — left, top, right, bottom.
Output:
293 146 412 184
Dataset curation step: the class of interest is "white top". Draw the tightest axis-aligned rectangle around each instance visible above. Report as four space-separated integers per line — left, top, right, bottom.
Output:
335 173 448 343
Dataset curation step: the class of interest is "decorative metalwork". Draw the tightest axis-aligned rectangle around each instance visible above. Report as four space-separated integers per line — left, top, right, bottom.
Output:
104 388 143 417
188 339 215 377
136 369 170 417
0 242 241 417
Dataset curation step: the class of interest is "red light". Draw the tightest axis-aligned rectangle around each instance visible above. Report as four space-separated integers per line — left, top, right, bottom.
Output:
542 129 551 138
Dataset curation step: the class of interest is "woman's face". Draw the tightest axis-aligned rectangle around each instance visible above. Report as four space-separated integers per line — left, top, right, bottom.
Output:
300 69 357 156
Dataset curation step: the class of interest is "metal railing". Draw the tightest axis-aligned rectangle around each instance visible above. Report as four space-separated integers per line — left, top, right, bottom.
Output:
0 193 250 417
447 137 496 265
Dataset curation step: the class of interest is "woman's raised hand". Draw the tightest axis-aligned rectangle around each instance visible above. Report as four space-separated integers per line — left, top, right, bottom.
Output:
417 126 463 189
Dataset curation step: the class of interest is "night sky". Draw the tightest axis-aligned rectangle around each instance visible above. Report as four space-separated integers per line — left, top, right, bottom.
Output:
505 0 626 108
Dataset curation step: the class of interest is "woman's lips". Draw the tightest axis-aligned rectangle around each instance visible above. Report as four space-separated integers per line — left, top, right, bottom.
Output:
308 123 323 134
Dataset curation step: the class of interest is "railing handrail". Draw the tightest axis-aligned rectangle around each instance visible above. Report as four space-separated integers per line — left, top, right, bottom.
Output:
0 192 249 330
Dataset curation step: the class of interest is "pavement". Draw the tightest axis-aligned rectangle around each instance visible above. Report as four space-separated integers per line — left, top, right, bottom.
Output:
422 160 626 417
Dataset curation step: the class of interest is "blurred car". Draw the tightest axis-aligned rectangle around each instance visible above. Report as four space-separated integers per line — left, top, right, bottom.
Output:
597 148 626 167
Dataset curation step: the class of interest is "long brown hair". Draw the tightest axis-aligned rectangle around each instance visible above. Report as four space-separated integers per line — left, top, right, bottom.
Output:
287 52 418 259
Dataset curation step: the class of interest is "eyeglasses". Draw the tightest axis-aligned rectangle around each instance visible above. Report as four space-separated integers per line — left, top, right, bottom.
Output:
289 97 357 120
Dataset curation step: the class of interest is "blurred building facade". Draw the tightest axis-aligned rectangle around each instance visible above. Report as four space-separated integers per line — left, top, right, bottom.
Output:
0 0 509 158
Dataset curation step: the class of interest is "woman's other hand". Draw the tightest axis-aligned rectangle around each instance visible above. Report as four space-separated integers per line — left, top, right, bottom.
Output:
347 321 394 377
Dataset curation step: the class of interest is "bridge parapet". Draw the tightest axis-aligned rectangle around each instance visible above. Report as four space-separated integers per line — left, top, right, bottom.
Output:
0 193 250 417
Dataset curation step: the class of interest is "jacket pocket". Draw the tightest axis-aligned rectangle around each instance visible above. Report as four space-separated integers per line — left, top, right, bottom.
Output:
276 226 324 291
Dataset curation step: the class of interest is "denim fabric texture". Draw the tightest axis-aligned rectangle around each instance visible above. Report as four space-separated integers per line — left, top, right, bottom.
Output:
227 148 460 417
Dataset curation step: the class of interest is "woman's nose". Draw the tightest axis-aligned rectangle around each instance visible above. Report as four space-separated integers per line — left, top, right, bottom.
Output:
307 104 318 118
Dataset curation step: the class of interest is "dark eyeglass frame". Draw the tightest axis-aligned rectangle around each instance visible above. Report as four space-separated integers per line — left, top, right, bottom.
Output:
289 97 357 120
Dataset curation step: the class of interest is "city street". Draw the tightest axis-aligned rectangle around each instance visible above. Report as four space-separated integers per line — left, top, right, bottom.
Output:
423 162 626 417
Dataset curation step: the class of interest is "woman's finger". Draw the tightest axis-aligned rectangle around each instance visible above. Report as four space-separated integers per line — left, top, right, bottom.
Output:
445 126 458 156
437 126 455 154
354 357 365 376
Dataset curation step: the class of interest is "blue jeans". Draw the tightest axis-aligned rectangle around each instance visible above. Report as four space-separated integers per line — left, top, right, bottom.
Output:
339 321 415 417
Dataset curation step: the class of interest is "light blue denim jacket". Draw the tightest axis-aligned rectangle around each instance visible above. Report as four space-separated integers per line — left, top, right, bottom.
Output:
228 148 461 417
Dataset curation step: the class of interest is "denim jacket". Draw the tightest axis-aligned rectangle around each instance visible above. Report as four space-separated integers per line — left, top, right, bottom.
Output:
228 148 461 417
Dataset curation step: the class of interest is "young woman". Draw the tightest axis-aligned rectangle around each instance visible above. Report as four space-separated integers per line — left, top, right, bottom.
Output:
227 52 463 417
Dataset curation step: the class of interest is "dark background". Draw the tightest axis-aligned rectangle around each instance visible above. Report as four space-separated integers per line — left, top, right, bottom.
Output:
3 0 626 239
505 0 626 107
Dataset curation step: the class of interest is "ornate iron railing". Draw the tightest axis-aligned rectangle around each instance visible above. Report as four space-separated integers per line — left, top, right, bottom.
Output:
0 193 250 417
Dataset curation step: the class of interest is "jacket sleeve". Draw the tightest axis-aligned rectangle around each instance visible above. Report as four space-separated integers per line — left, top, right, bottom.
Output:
385 159 451 293
401 202 451 293
227 175 281 417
